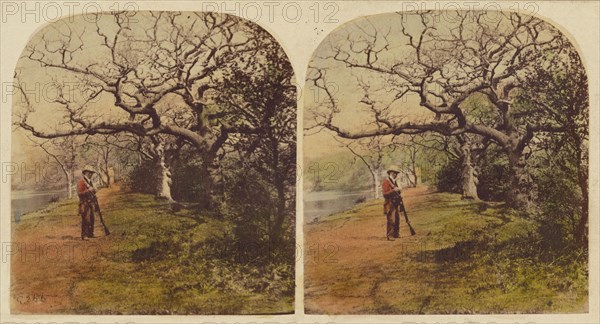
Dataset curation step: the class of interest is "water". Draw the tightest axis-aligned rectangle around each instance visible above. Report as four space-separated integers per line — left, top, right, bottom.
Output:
304 190 374 223
11 189 69 222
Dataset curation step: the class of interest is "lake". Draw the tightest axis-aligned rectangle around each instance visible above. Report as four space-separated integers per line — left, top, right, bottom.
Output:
304 190 374 223
12 188 375 224
11 189 69 222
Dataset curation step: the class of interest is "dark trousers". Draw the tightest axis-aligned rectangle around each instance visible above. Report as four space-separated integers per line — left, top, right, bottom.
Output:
384 199 403 238
79 200 95 238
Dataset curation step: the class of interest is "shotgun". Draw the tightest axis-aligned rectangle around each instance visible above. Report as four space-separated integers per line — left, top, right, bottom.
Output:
91 194 111 236
392 190 416 236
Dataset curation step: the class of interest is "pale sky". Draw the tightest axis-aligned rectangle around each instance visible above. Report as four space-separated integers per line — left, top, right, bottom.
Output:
12 12 272 168
303 12 438 161
302 10 551 162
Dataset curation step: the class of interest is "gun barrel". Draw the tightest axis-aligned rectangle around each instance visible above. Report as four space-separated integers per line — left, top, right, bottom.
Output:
395 191 416 236
91 193 110 235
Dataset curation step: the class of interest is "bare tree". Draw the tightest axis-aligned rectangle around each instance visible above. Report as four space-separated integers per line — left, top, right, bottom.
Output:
396 138 420 188
81 134 118 188
24 135 78 199
14 12 282 195
308 11 576 208
108 133 180 200
331 135 396 199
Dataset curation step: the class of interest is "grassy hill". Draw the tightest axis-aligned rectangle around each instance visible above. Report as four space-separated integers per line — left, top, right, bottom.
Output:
304 186 588 314
11 185 293 314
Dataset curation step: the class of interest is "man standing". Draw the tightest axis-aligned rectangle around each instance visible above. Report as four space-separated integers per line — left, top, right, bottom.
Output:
382 165 403 241
77 165 97 240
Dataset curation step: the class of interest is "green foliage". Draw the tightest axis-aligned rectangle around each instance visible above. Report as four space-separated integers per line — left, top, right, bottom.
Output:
170 159 215 208
218 158 295 265
210 25 296 261
531 154 584 252
516 44 589 250
476 148 511 202
222 165 275 241
435 158 461 194
127 159 157 195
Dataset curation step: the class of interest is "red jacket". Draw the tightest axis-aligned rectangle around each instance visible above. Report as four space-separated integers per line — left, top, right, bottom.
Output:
77 178 95 200
382 178 400 199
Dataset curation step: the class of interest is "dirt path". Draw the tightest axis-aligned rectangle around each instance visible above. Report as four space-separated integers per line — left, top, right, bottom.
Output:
11 185 118 313
304 186 434 314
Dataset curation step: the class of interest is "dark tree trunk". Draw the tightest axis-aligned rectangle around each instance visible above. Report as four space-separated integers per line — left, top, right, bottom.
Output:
576 170 588 247
410 168 418 188
506 147 530 209
409 149 418 188
575 139 588 248
271 179 287 244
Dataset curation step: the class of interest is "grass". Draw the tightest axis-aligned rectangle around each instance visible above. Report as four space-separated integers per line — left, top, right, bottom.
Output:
307 189 588 314
13 188 294 315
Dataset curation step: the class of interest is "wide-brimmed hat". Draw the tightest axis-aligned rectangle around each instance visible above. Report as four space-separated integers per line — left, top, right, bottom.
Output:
82 165 97 174
387 165 401 174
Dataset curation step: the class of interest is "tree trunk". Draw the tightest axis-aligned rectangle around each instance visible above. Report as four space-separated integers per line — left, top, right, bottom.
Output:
66 173 73 200
575 141 588 248
106 171 112 187
104 168 112 188
371 170 381 199
410 168 418 188
153 141 173 201
104 150 112 188
271 179 287 244
99 168 111 188
576 169 588 247
409 151 418 188
70 167 75 199
270 133 288 244
506 148 530 209
459 139 479 200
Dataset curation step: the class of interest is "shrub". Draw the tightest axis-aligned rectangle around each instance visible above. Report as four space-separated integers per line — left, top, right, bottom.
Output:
171 161 215 208
127 159 157 195
436 158 461 193
533 164 583 253
477 149 511 202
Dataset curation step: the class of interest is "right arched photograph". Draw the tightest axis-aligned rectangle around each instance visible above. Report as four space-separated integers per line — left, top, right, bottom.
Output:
303 10 589 314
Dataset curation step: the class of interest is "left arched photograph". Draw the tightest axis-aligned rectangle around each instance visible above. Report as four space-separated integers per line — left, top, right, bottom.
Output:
10 11 296 315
